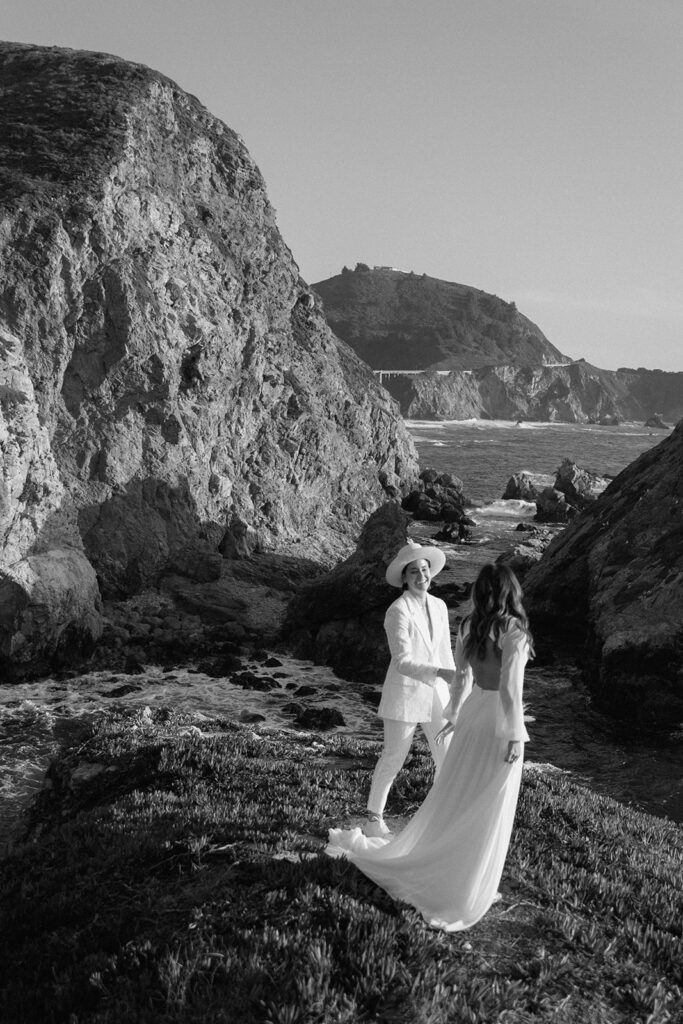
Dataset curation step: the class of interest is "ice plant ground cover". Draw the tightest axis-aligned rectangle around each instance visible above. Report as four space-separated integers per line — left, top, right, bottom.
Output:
0 706 680 1024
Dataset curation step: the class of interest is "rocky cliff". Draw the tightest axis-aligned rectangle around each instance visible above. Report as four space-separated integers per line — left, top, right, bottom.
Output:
314 268 683 423
397 360 645 422
0 43 418 674
523 422 683 726
313 266 565 370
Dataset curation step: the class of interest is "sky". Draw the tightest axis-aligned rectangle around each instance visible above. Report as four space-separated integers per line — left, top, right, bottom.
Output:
3 0 683 372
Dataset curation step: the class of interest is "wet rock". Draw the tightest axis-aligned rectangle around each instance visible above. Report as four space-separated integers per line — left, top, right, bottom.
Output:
554 458 608 509
282 701 304 716
534 487 575 524
402 469 466 522
503 471 554 501
295 706 345 730
294 685 317 697
231 671 278 692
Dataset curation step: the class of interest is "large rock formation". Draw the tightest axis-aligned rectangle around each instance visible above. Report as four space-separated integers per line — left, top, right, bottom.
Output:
284 501 411 684
0 43 418 674
523 422 683 726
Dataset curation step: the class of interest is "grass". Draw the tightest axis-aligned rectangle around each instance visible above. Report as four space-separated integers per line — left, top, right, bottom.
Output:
0 707 681 1023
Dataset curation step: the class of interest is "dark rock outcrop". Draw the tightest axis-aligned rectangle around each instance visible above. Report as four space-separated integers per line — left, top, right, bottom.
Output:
505 461 607 522
524 422 683 726
0 44 418 673
402 469 466 522
534 487 576 524
283 502 413 684
553 458 607 510
503 471 555 502
644 414 669 429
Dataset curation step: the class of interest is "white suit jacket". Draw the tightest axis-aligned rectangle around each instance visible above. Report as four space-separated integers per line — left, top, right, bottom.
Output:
377 592 454 723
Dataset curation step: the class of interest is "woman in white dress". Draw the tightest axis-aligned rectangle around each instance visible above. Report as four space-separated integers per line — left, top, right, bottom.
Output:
326 563 533 932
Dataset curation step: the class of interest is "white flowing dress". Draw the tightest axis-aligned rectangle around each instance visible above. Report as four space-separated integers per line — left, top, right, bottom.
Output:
326 621 531 932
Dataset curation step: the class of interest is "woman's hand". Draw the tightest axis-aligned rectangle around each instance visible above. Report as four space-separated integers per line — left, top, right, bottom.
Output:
437 668 456 686
506 740 521 764
435 722 454 745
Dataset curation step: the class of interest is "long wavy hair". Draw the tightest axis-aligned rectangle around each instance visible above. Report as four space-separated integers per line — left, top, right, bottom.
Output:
463 563 534 661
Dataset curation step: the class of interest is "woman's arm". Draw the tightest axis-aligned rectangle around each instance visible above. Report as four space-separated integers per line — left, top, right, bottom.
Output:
496 624 530 742
442 626 473 723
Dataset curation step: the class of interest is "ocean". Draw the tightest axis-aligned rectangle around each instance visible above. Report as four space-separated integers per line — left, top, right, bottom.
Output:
405 419 665 506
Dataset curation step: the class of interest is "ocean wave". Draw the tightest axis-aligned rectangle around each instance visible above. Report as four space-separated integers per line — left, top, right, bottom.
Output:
471 499 537 517
406 419 650 431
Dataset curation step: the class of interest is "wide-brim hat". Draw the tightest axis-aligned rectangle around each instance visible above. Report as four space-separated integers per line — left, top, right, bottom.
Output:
385 539 447 588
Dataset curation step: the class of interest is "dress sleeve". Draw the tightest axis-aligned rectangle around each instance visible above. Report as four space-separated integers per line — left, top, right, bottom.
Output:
496 624 530 742
443 625 473 723
384 602 439 686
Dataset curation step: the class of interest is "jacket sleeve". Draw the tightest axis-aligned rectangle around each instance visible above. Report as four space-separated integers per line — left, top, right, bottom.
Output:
384 602 440 686
496 624 530 742
443 626 473 723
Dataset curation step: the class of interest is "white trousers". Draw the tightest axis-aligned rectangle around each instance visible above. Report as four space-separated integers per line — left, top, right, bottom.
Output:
367 695 452 816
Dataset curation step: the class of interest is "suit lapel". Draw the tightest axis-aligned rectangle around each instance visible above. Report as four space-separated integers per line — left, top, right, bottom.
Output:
402 593 434 652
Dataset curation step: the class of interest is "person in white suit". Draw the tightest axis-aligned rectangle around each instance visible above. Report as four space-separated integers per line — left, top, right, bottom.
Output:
364 539 456 838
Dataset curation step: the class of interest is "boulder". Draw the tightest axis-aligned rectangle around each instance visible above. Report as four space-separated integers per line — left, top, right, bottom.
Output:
294 706 345 730
644 414 669 429
524 422 683 726
283 501 414 683
402 469 466 522
534 487 575 524
554 458 607 509
503 471 554 501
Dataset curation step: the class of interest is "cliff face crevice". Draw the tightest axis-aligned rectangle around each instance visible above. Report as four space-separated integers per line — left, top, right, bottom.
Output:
0 43 418 671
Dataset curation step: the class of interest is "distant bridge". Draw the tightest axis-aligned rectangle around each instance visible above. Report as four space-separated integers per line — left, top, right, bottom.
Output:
374 369 472 384
374 362 575 384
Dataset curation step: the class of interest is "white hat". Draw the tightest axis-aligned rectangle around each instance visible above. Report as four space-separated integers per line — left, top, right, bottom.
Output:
385 539 447 588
